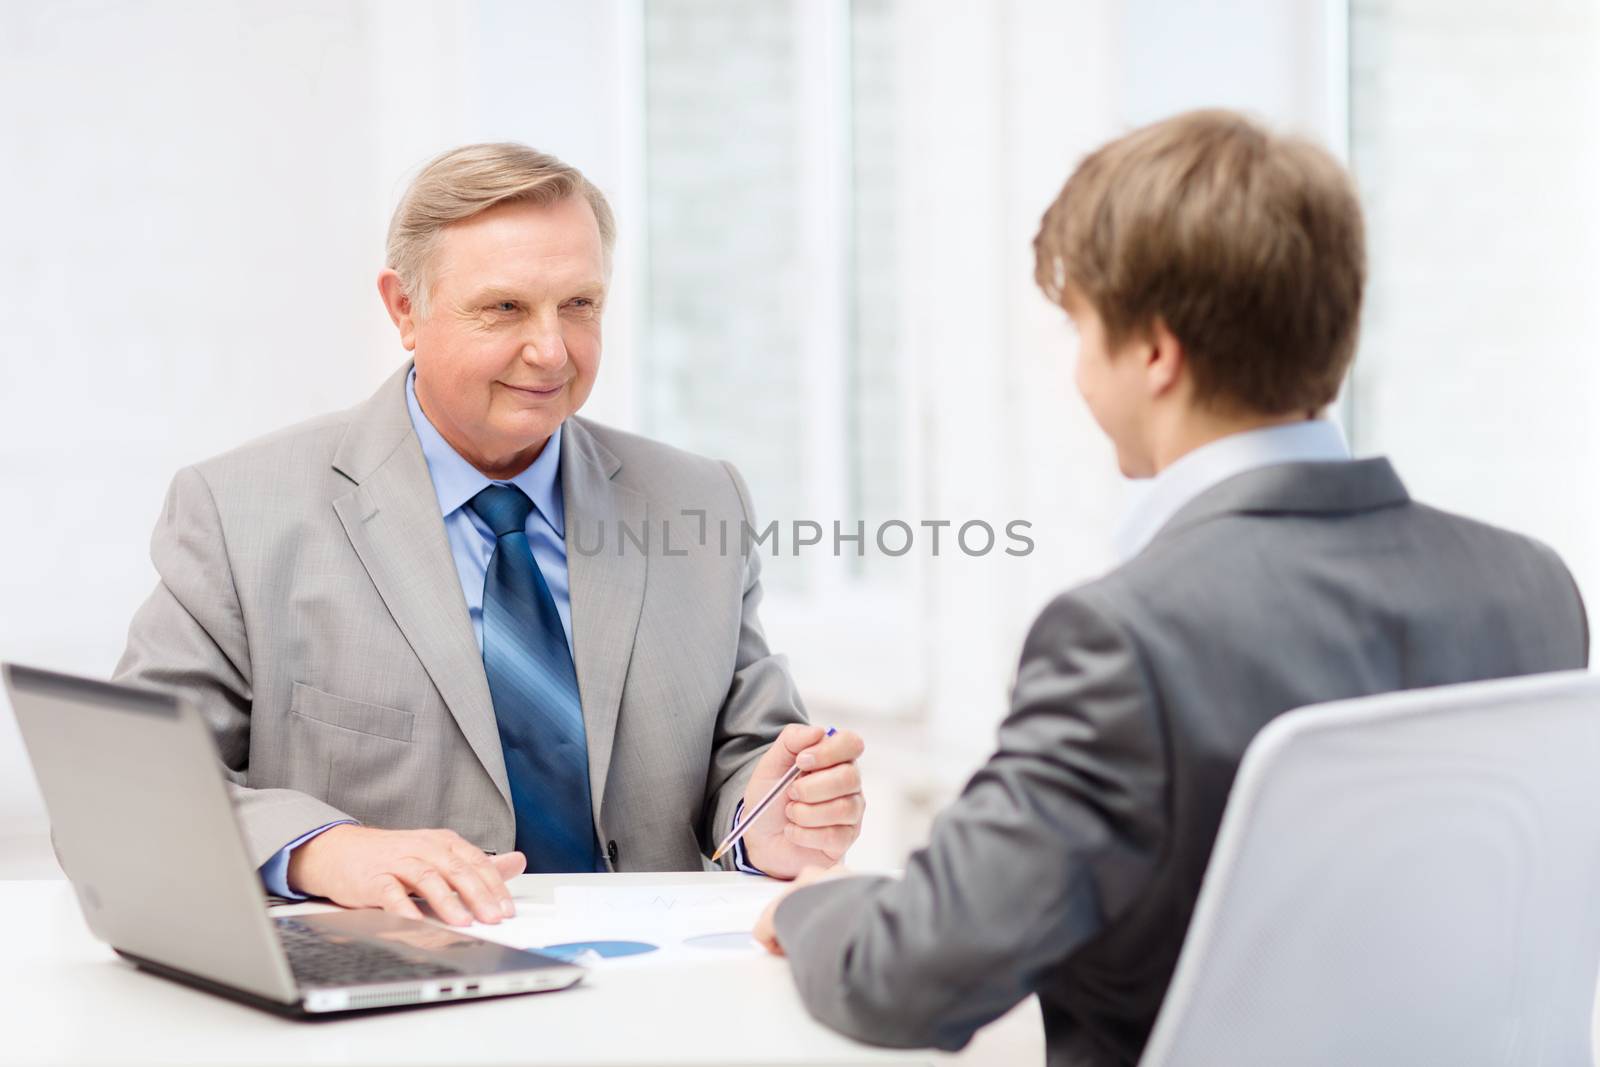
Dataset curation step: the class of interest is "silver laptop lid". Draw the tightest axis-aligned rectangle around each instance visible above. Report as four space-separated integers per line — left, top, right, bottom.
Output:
3 664 299 1004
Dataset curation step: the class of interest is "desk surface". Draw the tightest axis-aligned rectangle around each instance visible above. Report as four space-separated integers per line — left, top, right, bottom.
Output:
2 873 1044 1066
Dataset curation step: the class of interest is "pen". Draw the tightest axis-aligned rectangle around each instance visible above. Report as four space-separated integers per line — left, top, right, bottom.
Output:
710 727 836 864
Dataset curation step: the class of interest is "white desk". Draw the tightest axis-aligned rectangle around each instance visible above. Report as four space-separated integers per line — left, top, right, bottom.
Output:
2 873 1044 1066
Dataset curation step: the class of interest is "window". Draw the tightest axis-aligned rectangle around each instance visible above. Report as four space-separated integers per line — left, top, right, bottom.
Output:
1348 0 1600 625
640 0 923 715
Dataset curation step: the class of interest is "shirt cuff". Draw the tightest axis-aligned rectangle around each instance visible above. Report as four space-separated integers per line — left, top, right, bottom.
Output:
729 800 765 876
258 820 357 899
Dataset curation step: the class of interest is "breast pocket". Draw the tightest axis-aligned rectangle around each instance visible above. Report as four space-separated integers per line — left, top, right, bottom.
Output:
287 683 419 824
290 682 415 741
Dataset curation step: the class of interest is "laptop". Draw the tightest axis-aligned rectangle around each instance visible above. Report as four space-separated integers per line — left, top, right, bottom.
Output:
2 663 584 1016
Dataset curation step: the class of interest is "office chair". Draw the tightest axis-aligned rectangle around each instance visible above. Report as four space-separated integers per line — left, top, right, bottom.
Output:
1142 671 1600 1067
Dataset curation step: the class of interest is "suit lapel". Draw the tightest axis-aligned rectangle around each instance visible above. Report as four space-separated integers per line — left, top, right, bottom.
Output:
330 364 511 810
560 417 647 826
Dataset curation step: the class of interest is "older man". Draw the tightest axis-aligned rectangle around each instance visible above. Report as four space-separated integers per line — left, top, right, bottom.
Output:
114 143 865 926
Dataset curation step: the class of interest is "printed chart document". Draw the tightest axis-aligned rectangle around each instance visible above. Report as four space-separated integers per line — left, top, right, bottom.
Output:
464 880 789 967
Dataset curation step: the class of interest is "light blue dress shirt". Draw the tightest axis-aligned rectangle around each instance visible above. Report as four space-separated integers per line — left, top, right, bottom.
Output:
1114 419 1351 562
405 368 573 657
259 369 758 897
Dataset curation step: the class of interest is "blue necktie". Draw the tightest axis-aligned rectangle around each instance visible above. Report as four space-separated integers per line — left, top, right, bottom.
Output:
468 484 599 873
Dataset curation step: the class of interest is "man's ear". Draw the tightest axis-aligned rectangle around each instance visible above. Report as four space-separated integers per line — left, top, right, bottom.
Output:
376 269 419 352
1144 316 1187 399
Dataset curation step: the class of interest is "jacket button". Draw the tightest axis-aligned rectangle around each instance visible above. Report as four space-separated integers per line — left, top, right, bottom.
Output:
606 840 619 865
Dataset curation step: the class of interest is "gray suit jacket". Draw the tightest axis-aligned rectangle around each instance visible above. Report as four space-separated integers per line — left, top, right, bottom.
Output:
114 362 807 872
774 458 1588 1067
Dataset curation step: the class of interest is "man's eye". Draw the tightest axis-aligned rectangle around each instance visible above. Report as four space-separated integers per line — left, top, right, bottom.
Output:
568 298 592 309
491 301 517 312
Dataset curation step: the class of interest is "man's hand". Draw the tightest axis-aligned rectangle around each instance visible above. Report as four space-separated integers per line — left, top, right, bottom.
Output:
739 724 866 879
287 825 526 927
753 864 854 955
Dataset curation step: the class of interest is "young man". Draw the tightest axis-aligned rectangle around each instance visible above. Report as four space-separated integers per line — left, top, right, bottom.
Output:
753 110 1588 1067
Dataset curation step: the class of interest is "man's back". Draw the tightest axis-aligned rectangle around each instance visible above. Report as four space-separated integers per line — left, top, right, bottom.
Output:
1045 457 1588 1063
772 458 1588 1067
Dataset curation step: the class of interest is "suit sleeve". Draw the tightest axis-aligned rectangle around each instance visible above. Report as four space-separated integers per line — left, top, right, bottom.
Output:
698 461 811 865
1541 541 1590 665
112 466 354 870
771 591 1169 1051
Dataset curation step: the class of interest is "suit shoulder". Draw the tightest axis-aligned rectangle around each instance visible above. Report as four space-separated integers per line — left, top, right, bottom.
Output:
573 416 726 476
1019 580 1146 664
1402 501 1584 612
573 416 744 503
1109 495 1582 629
1404 500 1569 565
186 405 356 490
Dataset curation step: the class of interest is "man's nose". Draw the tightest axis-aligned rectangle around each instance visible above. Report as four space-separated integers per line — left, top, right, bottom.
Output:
519 319 568 369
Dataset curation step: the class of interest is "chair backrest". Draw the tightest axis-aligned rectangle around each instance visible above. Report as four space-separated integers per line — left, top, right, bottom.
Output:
1140 670 1600 1067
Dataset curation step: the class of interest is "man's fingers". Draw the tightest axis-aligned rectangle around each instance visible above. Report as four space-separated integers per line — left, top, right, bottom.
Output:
788 763 862 803
491 851 527 879
745 725 827 810
782 823 856 860
775 723 827 757
397 860 474 927
301 828 528 924
794 864 848 886
451 844 515 921
373 874 426 921
433 850 506 925
794 728 865 771
785 794 865 829
753 901 785 957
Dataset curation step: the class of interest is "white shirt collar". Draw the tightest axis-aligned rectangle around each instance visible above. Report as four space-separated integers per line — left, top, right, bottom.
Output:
1114 419 1351 562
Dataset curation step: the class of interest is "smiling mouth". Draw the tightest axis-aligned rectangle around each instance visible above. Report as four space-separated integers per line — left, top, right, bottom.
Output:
502 381 565 397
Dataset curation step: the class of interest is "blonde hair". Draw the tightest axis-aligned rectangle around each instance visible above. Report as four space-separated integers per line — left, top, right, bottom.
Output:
386 142 616 319
1033 109 1366 414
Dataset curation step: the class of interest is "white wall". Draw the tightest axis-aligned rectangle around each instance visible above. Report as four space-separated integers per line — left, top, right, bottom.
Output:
1348 0 1600 635
0 0 635 843
1120 0 1345 141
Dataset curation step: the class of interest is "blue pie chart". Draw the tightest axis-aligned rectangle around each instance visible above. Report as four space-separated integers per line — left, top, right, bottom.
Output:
539 940 659 961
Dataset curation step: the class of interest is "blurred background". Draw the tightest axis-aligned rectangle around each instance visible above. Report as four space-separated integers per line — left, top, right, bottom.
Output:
2 0 1597 877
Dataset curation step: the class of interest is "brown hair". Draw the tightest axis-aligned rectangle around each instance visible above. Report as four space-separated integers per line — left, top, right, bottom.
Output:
1033 109 1366 414
386 142 616 320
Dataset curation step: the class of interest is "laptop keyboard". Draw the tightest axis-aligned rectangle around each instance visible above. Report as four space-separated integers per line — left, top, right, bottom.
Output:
275 917 465 988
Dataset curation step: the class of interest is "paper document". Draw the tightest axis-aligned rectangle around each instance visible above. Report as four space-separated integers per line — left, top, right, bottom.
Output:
466 881 788 967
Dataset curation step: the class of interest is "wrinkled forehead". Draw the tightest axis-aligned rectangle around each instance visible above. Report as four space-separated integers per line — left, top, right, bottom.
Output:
427 197 608 300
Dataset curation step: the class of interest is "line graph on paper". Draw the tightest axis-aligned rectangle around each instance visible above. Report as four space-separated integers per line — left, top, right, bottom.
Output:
596 894 743 912
555 884 783 917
